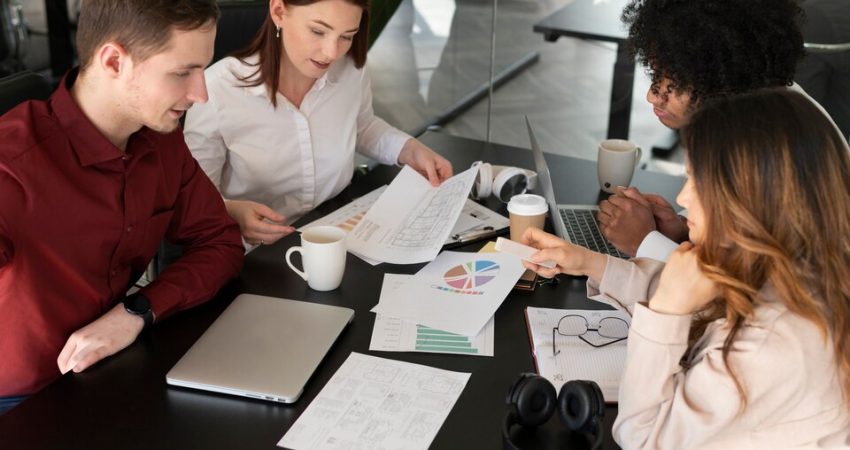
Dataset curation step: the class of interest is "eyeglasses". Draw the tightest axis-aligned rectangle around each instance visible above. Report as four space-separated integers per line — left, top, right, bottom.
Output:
552 314 629 355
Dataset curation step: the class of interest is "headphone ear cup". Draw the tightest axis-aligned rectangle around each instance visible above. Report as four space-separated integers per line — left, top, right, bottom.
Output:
472 162 493 199
491 166 527 203
507 373 557 427
557 380 605 433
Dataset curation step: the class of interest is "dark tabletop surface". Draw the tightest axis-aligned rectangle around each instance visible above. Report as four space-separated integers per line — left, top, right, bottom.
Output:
0 131 684 450
534 0 630 43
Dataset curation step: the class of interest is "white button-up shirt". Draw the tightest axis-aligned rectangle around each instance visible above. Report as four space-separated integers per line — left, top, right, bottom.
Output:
184 54 410 225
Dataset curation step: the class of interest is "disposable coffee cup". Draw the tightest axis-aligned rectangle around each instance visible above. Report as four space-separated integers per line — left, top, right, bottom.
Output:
507 194 547 242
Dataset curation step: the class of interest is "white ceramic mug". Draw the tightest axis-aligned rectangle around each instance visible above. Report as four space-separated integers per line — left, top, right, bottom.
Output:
285 226 347 291
597 139 642 193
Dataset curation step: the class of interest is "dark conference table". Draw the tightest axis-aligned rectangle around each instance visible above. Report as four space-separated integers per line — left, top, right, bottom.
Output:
1 132 684 450
534 0 634 140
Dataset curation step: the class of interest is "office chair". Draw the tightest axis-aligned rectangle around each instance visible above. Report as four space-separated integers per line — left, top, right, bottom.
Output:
0 0 27 77
0 70 51 115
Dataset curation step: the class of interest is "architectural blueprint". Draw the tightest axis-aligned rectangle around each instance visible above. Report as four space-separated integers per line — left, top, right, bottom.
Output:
346 165 479 264
277 352 470 450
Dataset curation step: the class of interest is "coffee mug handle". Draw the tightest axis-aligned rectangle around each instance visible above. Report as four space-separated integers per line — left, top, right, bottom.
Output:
635 146 643 166
285 246 308 281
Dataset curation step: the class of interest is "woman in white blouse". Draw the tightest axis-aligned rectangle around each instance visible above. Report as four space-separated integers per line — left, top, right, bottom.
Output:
185 0 452 246
522 89 850 449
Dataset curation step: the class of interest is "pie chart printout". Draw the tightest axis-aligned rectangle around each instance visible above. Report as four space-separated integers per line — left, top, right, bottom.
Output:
443 260 500 290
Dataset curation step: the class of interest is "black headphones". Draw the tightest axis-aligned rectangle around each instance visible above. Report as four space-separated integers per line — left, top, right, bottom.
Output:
503 373 605 450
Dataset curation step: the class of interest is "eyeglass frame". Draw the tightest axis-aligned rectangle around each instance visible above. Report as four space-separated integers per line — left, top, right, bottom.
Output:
552 314 629 355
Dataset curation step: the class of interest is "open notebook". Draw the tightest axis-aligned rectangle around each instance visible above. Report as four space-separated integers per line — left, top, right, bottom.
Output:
525 306 631 402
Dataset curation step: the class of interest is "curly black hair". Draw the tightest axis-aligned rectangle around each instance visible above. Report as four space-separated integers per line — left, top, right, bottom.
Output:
622 0 805 105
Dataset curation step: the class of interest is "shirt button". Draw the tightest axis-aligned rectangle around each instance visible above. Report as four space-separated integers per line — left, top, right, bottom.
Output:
110 269 117 276
126 225 133 232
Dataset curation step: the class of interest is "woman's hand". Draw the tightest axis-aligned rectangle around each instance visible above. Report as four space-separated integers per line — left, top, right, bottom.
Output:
649 242 720 315
397 139 453 186
520 227 607 280
224 200 294 246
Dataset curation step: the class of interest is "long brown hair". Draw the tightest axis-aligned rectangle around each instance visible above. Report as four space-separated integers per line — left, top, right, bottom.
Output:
682 88 850 410
231 0 370 107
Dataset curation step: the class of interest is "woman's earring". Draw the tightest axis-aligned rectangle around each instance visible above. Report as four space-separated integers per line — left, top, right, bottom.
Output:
276 26 281 38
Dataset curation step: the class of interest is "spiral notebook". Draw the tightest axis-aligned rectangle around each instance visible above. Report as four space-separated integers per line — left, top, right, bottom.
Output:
524 306 630 402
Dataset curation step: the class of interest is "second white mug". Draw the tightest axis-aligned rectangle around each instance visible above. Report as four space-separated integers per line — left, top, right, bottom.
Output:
285 226 347 291
597 139 642 193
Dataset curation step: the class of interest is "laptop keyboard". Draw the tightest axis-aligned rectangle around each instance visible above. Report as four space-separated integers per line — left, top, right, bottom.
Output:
560 208 628 259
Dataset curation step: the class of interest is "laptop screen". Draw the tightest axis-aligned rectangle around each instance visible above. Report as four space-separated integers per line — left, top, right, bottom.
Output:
525 117 568 239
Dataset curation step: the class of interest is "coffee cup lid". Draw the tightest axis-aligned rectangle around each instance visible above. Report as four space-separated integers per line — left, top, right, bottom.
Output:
507 194 548 215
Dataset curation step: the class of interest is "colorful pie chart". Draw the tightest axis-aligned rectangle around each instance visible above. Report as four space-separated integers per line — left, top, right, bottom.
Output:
443 260 500 290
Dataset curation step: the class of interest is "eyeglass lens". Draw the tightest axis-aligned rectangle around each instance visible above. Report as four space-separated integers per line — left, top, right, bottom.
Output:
557 316 628 339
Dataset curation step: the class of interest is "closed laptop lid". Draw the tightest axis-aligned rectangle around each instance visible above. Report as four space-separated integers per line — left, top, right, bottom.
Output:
166 294 354 403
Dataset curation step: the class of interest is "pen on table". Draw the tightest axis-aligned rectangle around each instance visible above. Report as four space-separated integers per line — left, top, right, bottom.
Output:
444 226 508 249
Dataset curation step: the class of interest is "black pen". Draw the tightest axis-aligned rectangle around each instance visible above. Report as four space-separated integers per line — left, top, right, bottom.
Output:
443 226 509 249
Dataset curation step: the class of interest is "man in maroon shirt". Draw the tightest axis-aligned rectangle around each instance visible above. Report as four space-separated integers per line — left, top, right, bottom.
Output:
0 0 244 413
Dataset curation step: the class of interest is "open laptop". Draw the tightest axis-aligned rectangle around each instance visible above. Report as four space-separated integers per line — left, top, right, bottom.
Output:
526 117 628 259
166 294 354 403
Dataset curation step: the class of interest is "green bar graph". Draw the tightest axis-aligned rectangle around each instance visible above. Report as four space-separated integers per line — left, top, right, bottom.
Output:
415 326 480 354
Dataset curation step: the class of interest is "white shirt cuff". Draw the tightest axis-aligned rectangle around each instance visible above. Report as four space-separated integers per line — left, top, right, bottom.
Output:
635 231 679 262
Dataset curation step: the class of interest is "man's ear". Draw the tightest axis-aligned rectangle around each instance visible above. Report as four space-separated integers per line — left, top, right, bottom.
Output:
95 42 131 79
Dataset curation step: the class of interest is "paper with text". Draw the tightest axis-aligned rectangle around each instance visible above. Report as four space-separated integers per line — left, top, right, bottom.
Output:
369 274 494 356
346 165 479 264
525 307 630 402
371 251 524 336
278 352 470 450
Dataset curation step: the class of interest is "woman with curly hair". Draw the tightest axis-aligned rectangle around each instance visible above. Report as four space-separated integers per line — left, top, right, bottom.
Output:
596 0 841 260
522 89 850 448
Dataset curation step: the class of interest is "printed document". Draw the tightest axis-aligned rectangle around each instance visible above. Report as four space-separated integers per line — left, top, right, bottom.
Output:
525 307 631 402
346 165 479 264
369 274 495 356
277 352 470 450
371 251 525 336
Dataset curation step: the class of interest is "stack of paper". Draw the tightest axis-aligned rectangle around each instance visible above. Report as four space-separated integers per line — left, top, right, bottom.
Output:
372 251 525 336
369 274 495 357
346 165 479 265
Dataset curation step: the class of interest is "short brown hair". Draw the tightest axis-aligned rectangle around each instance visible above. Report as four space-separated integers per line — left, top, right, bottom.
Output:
76 0 220 70
232 0 370 108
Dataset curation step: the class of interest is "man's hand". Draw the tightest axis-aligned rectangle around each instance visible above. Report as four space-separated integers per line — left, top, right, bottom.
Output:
645 194 689 243
397 139 453 186
597 187 657 256
648 242 720 315
57 303 145 374
225 199 294 246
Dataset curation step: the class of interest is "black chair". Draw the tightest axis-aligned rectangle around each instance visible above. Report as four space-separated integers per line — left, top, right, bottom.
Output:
214 1 268 63
0 70 51 115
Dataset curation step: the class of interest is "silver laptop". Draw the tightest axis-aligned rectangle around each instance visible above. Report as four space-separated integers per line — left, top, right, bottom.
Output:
166 294 354 403
526 117 627 259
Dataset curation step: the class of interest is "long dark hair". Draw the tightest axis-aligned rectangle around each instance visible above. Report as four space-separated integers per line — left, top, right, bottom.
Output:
231 0 370 107
682 88 850 410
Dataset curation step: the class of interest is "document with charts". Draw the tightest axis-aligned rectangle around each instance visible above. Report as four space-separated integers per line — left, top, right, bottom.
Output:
277 352 470 450
346 165 479 264
525 307 631 402
369 274 495 357
371 251 525 336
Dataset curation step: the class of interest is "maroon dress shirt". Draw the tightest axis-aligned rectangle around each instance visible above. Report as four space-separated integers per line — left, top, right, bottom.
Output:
0 71 244 396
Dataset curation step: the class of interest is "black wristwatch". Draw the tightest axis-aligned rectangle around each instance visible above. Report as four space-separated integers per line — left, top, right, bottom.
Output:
123 292 154 329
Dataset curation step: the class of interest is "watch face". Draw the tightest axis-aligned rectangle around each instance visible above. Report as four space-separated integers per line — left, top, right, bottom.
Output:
125 294 151 314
